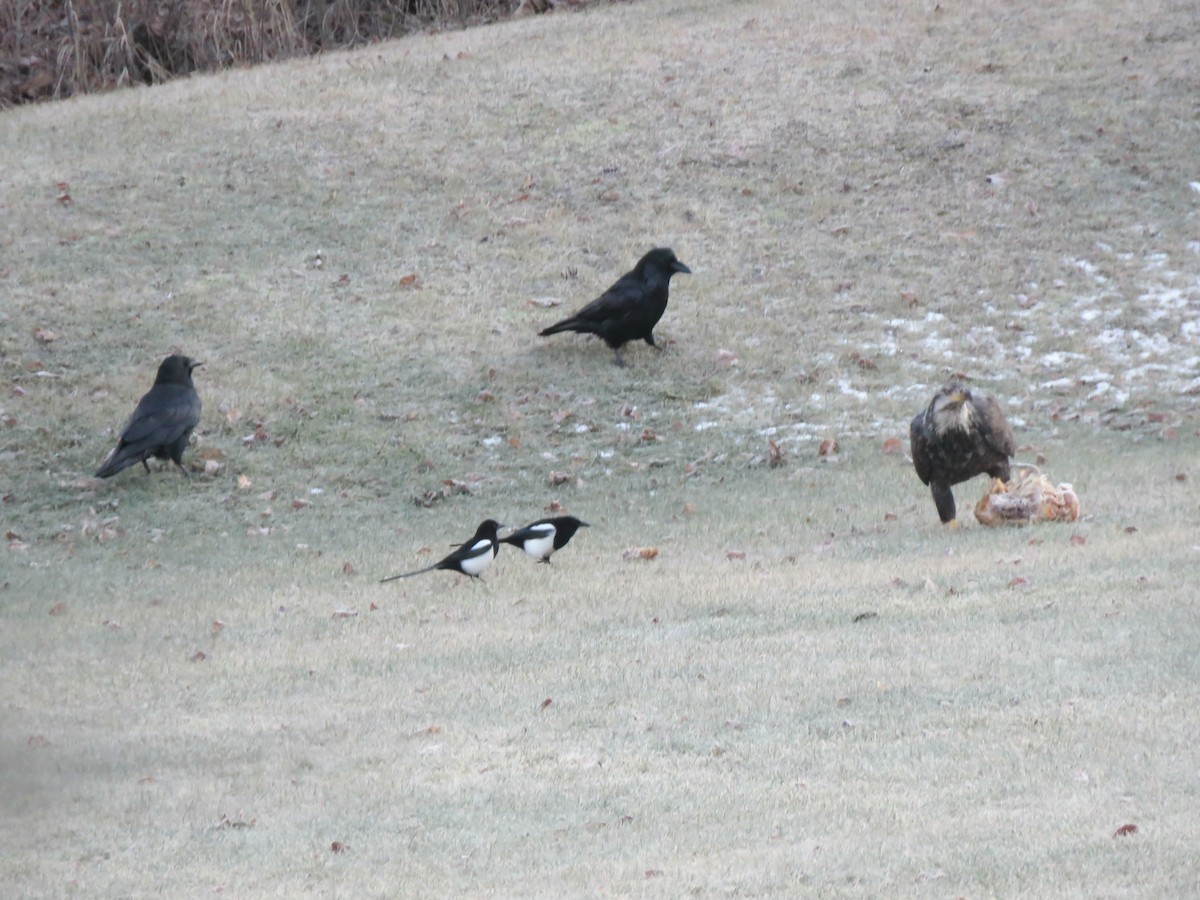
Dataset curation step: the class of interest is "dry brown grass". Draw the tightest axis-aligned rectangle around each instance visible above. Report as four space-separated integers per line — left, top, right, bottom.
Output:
0 0 514 105
2 0 1200 894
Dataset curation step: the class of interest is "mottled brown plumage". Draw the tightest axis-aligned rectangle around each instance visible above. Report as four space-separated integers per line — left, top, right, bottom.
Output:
910 383 1015 524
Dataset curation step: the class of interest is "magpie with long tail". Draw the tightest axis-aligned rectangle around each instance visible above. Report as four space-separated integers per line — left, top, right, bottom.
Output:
380 519 503 582
538 248 691 367
94 354 202 479
500 516 589 564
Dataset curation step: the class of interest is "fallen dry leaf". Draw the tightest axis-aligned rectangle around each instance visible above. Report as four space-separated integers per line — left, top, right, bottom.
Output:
882 436 903 455
623 546 659 561
332 609 358 619
1070 534 1087 546
725 550 747 561
1113 823 1138 838
540 697 553 709
768 438 785 468
818 438 838 456
189 650 208 662
331 841 349 854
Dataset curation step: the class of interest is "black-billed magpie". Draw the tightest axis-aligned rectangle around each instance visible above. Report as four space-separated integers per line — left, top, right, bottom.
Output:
380 519 503 582
538 248 691 367
95 354 202 479
500 516 589 564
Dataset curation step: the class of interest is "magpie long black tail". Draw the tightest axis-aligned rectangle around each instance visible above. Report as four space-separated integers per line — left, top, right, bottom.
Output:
380 564 438 583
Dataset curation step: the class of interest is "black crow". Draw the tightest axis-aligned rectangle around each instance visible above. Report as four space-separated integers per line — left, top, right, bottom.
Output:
380 519 503 582
500 516 589 564
538 247 691 366
94 354 202 479
910 383 1015 525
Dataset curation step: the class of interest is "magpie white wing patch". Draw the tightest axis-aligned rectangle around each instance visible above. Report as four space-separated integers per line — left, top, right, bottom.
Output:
522 533 556 561
460 544 494 577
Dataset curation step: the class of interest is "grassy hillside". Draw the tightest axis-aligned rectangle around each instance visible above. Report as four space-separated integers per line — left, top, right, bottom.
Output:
2 0 1199 895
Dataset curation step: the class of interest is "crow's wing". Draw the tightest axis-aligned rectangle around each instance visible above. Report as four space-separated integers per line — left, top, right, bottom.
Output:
568 272 644 325
120 384 201 448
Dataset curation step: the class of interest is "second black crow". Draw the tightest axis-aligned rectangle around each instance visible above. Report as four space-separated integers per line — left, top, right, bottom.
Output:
380 519 503 582
94 354 202 479
500 516 589 564
538 247 691 366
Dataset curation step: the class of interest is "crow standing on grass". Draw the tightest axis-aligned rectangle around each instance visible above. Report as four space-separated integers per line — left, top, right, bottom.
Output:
94 354 202 479
380 519 503 582
910 383 1016 525
538 248 691 367
500 516 589 564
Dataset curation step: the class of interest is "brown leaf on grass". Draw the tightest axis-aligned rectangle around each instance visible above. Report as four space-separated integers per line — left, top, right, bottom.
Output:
1070 534 1087 546
189 650 208 662
716 348 738 368
540 697 553 709
900 291 919 307
882 436 903 455
27 735 49 748
332 609 358 619
818 438 838 457
33 327 59 343
544 499 564 513
198 447 224 461
1175 472 1187 482
644 870 664 879
725 550 746 561
1008 576 1029 589
211 620 225 634
217 813 255 829
623 546 659 561
1113 823 1138 837
883 511 898 521
237 475 253 490
397 273 420 288
1124 526 1138 534
768 438 785 468
331 841 349 854
291 498 309 511
49 602 67 616
342 561 356 575
369 602 379 611
548 470 572 486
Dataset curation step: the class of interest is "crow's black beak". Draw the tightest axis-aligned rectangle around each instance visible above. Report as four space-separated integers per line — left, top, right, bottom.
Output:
674 261 692 274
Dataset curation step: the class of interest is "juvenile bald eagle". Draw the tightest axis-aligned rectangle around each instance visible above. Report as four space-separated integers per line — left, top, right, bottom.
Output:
910 383 1015 524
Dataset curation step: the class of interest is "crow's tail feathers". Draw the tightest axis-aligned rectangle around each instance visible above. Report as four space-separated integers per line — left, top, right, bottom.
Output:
539 317 593 338
94 447 137 479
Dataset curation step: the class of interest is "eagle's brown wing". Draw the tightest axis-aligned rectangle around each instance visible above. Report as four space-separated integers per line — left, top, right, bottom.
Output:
976 393 1016 458
909 412 934 486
